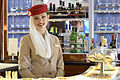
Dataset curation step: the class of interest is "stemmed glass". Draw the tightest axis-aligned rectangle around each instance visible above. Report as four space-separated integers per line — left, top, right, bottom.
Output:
9 16 15 38
97 17 102 31
9 0 15 12
104 0 109 10
97 0 102 10
26 0 32 9
117 0 120 10
21 16 26 31
20 0 24 12
14 0 19 12
14 16 20 32
111 0 116 10
103 17 108 31
117 17 120 30
110 17 115 31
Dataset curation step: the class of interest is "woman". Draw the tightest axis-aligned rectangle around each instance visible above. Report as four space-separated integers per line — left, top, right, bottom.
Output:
18 4 64 78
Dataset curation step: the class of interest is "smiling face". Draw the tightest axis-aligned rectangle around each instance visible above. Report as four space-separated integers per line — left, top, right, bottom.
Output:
33 12 49 33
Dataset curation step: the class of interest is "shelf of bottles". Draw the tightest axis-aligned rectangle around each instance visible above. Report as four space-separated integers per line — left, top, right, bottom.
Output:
47 0 89 53
47 0 88 19
55 20 89 54
94 0 120 48
7 0 32 50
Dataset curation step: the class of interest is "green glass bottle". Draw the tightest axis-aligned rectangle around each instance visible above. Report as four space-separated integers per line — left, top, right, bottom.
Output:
70 31 77 53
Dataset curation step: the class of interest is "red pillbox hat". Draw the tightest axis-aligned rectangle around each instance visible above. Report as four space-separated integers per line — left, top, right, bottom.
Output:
28 4 48 16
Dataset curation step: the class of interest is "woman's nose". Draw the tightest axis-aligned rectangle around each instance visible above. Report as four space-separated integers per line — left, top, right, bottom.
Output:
38 17 43 22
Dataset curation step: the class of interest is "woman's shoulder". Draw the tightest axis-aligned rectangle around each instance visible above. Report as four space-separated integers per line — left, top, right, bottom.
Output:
21 34 31 40
50 34 60 43
50 34 59 40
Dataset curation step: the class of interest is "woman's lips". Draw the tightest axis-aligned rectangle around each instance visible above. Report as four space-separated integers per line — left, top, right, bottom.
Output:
38 23 44 26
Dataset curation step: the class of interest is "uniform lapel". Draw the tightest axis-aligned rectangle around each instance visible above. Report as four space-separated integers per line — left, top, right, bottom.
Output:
50 35 55 58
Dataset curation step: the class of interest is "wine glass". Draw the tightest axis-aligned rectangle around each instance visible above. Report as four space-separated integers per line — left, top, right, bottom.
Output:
21 16 26 31
20 0 24 12
104 0 109 10
103 17 108 31
97 17 102 31
14 16 20 32
14 0 19 12
110 17 115 31
9 0 15 12
117 0 120 10
111 0 116 10
97 0 102 10
116 17 120 30
26 0 32 9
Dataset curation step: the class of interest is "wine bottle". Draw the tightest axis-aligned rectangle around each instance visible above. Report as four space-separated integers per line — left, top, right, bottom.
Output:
109 34 116 48
90 38 94 50
49 3 52 11
53 4 55 11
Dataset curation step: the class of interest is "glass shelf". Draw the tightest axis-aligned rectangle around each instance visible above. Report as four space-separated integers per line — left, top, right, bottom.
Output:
94 31 120 33
8 31 29 34
94 10 120 13
8 12 28 16
49 18 88 22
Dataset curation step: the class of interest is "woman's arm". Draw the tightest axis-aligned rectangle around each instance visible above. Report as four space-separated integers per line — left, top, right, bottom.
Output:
18 36 36 78
56 38 64 77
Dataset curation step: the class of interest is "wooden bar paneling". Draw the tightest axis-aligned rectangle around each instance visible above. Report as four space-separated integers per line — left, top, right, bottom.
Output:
0 0 3 60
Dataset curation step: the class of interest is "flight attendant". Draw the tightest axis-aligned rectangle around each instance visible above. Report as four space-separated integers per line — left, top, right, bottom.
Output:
18 4 64 78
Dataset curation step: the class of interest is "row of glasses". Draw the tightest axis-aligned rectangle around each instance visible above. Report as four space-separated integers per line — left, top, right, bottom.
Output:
9 16 29 32
9 0 32 13
96 16 120 31
97 0 120 10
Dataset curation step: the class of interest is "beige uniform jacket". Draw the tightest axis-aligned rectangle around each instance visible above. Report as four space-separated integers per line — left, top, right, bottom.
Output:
18 34 64 78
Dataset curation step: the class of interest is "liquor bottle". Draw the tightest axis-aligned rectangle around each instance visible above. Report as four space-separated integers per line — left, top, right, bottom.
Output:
77 31 84 53
58 29 64 52
62 1 66 11
75 2 80 14
79 4 84 18
71 4 74 14
90 38 94 50
101 35 104 45
53 4 55 11
109 34 116 48
70 31 77 53
57 0 63 11
67 3 72 15
49 3 52 11
84 34 89 53
103 38 107 47
53 4 56 14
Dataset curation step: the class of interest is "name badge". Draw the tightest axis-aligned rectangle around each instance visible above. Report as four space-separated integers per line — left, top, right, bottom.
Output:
55 44 60 47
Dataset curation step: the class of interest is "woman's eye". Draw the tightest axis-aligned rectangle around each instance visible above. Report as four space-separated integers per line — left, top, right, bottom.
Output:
34 17 39 19
42 16 46 18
